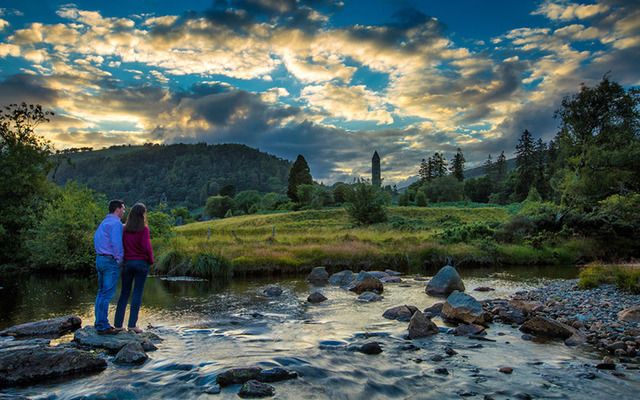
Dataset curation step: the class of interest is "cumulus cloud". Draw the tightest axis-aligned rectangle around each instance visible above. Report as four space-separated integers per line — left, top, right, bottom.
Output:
533 1 609 20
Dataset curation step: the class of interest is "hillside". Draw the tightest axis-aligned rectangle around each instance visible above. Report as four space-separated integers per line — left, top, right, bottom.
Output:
51 143 292 209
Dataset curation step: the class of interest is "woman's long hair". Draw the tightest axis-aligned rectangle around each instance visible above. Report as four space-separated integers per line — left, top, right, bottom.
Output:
124 203 147 232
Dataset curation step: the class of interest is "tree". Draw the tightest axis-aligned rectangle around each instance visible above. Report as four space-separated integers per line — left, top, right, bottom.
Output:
483 154 494 181
514 129 536 201
533 138 550 199
205 195 234 218
422 176 464 203
415 191 428 207
495 151 507 183
418 158 429 182
450 148 465 181
464 176 493 203
233 190 262 214
0 103 54 266
287 154 313 202
147 210 174 238
344 183 387 225
431 152 448 177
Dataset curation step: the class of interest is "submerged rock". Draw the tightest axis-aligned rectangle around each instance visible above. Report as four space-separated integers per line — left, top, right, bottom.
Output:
454 324 486 336
217 367 262 386
257 367 298 383
442 291 486 325
474 287 495 292
307 292 327 303
0 345 106 387
307 267 329 284
407 311 439 339
357 291 383 302
114 342 148 365
366 271 389 280
328 270 354 286
425 265 465 297
0 315 81 338
238 380 275 398
262 285 283 297
381 276 402 283
73 326 161 353
383 305 419 322
358 342 383 355
348 271 383 294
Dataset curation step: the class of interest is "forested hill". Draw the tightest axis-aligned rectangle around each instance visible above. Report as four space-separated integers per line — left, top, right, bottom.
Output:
51 143 292 209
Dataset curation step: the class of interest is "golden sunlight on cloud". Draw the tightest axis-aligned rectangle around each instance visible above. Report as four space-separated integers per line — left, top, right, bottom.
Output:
533 1 609 21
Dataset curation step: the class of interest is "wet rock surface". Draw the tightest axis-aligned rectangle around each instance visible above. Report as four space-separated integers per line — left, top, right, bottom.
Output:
307 291 328 303
73 326 161 353
114 342 148 365
347 271 383 294
442 291 486 325
0 315 81 338
238 380 275 398
328 270 354 286
407 311 438 339
383 305 419 322
425 265 465 296
307 267 329 284
357 291 383 302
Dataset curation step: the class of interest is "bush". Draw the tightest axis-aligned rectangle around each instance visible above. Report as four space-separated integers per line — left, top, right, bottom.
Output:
332 183 353 204
464 176 493 203
147 211 174 239
26 182 104 270
344 183 387 225
259 192 290 211
234 190 262 214
494 215 535 243
440 222 496 244
422 176 464 203
205 195 234 218
415 191 428 207
579 264 640 293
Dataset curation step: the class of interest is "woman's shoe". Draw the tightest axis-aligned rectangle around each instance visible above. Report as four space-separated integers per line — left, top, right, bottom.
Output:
128 327 143 334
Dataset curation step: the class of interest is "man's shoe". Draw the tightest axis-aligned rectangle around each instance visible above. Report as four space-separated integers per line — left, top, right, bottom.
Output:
128 327 143 334
97 327 119 335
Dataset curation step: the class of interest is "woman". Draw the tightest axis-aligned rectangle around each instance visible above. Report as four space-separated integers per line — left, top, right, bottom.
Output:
114 203 154 333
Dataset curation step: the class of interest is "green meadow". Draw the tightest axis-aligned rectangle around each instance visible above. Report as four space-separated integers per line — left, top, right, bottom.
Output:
153 205 594 278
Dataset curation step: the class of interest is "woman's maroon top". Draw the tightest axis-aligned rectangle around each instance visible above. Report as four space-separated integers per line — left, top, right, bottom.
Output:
123 226 155 264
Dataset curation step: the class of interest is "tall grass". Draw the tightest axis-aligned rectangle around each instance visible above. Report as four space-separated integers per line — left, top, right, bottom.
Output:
578 263 640 293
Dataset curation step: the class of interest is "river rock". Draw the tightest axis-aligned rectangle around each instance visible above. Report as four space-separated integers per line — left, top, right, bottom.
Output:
238 380 275 398
0 315 81 338
474 287 495 292
407 311 439 339
454 324 486 336
381 276 402 283
423 302 444 317
618 306 640 322
442 291 486 325
357 291 383 302
0 345 107 387
519 316 575 339
328 270 354 286
358 342 383 354
307 267 329 284
114 342 148 365
499 367 513 374
366 271 389 279
73 326 160 353
509 300 544 315
307 292 327 303
0 338 51 349
217 367 262 386
425 265 465 297
257 367 298 383
385 269 402 276
262 285 283 297
348 271 383 294
383 305 419 322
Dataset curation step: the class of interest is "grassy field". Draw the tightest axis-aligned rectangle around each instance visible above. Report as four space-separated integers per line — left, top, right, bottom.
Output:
152 206 594 278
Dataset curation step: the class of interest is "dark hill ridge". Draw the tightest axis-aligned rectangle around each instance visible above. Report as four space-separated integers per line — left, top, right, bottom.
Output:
52 143 292 209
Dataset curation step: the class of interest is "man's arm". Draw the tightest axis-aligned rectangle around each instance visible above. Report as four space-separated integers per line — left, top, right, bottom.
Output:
110 221 125 264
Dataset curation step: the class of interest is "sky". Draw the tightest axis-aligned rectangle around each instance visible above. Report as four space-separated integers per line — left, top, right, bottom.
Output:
0 0 638 185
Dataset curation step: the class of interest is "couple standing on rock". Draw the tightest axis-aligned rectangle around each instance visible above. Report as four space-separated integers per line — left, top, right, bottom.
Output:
93 200 155 335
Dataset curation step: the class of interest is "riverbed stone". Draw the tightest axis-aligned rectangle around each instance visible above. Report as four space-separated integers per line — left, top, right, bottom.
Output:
0 345 107 387
454 324 486 336
358 342 383 354
114 342 148 365
383 305 419 322
407 311 439 339
73 326 160 353
257 367 298 383
328 270 354 286
424 302 444 317
442 291 486 325
519 316 575 339
262 285 283 297
0 315 81 338
307 267 329 284
348 271 383 294
238 380 275 398
381 276 402 283
474 287 495 292
618 306 640 323
385 269 402 276
307 291 327 303
509 300 544 315
357 291 383 302
216 367 262 386
425 265 465 297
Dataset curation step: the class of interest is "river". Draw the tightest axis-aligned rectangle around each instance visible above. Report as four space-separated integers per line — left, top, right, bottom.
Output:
1 266 639 399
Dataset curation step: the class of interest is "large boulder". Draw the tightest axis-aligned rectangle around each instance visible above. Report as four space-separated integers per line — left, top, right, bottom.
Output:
618 306 640 322
382 305 419 322
73 326 161 353
348 271 383 294
519 316 575 339
407 311 439 339
307 267 329 284
425 265 465 297
441 291 486 325
328 270 355 286
114 342 148 365
0 316 81 338
0 345 106 387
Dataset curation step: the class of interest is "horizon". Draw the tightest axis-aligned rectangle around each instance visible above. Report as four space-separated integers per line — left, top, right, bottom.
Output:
0 0 638 184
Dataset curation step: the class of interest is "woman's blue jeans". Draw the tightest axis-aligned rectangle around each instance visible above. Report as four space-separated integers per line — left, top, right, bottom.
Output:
114 259 149 329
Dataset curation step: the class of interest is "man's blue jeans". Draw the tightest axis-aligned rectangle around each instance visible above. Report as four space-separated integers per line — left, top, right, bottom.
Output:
94 255 120 331
114 260 149 329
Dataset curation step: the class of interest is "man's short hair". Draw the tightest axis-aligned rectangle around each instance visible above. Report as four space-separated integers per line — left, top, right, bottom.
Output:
108 200 125 214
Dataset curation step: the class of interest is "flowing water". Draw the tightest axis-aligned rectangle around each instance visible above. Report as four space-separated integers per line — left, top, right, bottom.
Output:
1 266 639 399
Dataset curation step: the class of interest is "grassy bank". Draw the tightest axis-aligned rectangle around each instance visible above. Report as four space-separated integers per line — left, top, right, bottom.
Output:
153 206 596 278
578 263 640 293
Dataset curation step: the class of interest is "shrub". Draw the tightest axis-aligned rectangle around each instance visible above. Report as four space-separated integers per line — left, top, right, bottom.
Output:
422 176 464 203
344 183 387 225
26 182 104 270
579 264 640 293
494 215 535 243
147 211 174 239
234 190 262 214
415 191 428 207
205 195 234 218
440 222 496 244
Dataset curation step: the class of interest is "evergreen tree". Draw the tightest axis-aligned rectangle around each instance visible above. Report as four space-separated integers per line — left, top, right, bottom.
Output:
534 138 550 199
418 158 429 182
287 154 313 202
515 129 536 201
495 151 507 183
450 148 465 181
484 154 494 180
432 152 447 177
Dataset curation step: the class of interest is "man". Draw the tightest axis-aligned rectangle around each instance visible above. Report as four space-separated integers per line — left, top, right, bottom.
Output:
93 199 125 334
